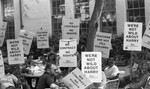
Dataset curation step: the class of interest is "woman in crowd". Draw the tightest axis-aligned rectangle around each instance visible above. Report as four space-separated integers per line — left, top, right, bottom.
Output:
125 60 150 89
104 57 119 80
47 52 57 64
0 65 19 89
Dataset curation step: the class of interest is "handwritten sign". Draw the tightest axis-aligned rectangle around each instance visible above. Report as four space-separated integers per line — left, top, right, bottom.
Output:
18 30 34 55
61 68 92 89
62 17 80 43
0 22 7 47
59 39 77 67
0 50 5 77
7 39 24 65
93 32 111 58
36 29 49 48
82 52 102 83
124 22 142 51
142 21 150 49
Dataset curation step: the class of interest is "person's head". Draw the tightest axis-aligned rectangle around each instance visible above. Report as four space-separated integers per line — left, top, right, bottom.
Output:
45 63 59 76
141 60 150 73
27 53 33 59
4 65 13 74
47 52 56 63
107 57 115 67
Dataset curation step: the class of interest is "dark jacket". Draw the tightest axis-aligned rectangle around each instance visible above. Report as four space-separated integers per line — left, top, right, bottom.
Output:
36 72 55 89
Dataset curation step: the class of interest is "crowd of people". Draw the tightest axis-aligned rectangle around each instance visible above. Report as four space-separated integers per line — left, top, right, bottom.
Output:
0 38 150 89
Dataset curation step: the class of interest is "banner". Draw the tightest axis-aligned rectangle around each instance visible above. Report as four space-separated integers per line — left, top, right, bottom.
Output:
142 21 150 49
7 39 24 65
0 22 7 47
59 39 77 67
61 68 92 89
0 50 5 77
93 32 111 58
18 30 34 55
123 22 142 51
82 52 102 83
36 29 49 48
62 17 80 43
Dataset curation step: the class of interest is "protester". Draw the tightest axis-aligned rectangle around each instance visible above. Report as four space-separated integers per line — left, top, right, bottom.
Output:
47 52 57 64
104 57 119 80
0 65 18 89
36 63 60 89
124 60 150 89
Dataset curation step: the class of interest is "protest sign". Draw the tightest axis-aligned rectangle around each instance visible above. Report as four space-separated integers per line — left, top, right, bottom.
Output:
124 22 142 51
65 0 75 18
93 32 111 58
62 17 80 43
82 52 102 83
0 50 5 77
59 39 77 67
36 29 49 48
142 21 150 49
7 39 24 65
18 30 34 55
0 22 7 47
61 68 92 89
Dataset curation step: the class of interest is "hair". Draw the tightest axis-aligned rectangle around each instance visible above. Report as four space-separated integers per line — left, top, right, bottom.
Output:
44 63 52 70
142 60 150 73
47 52 56 64
4 64 14 74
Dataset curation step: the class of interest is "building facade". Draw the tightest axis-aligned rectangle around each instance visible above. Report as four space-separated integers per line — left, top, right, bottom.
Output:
0 0 149 40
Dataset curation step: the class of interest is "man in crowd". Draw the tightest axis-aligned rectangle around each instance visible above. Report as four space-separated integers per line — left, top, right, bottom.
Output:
36 63 60 89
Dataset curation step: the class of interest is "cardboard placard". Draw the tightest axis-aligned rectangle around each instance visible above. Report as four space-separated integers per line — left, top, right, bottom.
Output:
36 29 49 48
82 52 102 83
18 30 34 55
0 22 7 47
0 50 5 77
124 22 142 51
61 68 92 89
7 39 24 65
62 17 80 43
59 39 77 67
142 21 150 49
93 32 111 58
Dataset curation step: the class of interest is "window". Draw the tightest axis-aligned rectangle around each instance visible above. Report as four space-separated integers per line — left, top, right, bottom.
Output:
100 0 117 35
3 0 15 39
52 0 90 38
52 0 65 38
127 0 145 32
75 0 90 36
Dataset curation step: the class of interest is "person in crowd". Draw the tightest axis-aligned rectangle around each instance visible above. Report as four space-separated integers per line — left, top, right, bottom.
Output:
0 65 18 89
46 52 57 64
104 57 119 80
36 63 60 89
124 60 150 89
26 53 34 67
